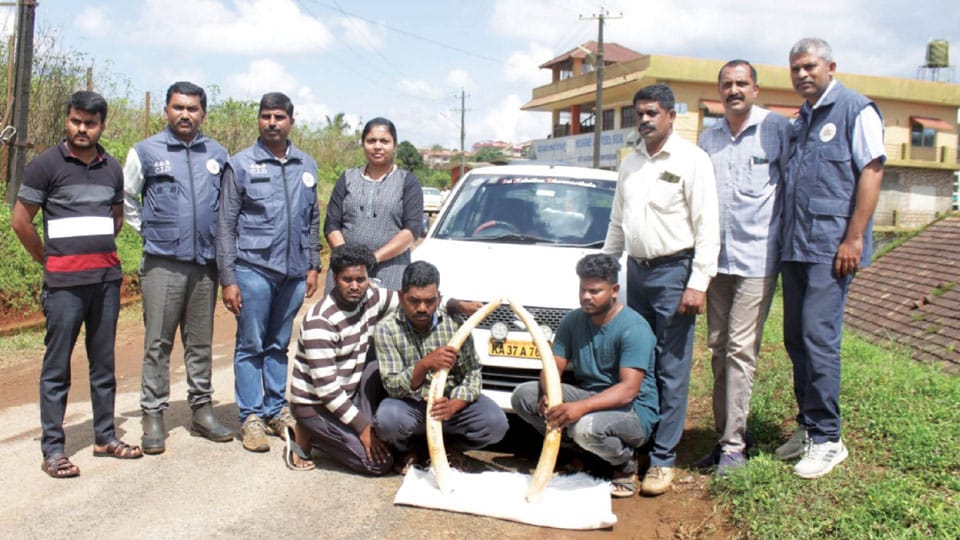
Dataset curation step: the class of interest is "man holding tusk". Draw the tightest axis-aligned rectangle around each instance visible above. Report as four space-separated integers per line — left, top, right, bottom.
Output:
511 254 659 498
373 261 508 473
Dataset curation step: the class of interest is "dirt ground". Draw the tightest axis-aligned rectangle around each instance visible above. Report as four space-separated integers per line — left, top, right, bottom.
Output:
0 285 736 539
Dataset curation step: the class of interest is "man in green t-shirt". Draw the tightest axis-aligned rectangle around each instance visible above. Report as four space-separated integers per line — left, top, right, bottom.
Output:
511 253 659 498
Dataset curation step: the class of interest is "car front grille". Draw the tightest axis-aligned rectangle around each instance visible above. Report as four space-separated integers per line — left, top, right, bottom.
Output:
481 365 576 394
474 304 570 330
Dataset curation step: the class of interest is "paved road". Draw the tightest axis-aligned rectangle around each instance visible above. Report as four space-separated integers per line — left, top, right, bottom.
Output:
0 302 724 539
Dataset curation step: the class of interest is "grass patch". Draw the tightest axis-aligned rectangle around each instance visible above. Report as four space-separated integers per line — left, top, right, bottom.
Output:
700 287 960 538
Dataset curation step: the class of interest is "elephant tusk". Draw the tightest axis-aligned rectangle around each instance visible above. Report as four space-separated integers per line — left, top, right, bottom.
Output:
426 299 503 494
506 299 562 503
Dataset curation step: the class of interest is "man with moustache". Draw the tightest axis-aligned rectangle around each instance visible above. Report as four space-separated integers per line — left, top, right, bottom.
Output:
217 92 322 453
776 38 884 479
287 244 482 474
602 83 719 496
373 261 508 471
510 254 658 498
695 61 791 475
12 91 142 478
124 81 233 454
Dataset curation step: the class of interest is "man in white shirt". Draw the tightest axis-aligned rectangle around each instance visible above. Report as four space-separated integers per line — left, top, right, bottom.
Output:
603 83 720 495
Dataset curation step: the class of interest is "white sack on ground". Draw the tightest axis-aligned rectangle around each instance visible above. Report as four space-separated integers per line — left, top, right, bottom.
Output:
393 468 617 530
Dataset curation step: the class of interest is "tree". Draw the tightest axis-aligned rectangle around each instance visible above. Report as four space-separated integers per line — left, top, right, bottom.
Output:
395 140 424 171
473 146 506 163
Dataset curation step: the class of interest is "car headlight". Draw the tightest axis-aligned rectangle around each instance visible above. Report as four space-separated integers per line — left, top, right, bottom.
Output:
539 324 554 342
490 322 509 342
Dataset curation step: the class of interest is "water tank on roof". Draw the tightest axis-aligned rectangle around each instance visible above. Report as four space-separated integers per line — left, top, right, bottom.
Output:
926 39 949 68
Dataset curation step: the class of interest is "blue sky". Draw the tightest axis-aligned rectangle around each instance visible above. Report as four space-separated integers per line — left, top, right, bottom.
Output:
3 0 958 149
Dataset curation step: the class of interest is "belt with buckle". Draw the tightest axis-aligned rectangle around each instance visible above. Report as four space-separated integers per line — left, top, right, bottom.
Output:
631 248 694 268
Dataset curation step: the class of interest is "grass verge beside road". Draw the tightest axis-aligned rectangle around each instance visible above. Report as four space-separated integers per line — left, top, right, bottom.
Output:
702 292 960 539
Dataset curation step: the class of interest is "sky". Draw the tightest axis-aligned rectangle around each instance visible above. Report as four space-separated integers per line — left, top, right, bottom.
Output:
3 0 958 149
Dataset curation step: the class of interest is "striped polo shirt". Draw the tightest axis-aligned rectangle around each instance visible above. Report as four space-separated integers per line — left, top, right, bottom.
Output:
17 141 124 288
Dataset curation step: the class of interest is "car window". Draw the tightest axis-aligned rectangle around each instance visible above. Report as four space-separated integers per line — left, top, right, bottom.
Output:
433 173 615 245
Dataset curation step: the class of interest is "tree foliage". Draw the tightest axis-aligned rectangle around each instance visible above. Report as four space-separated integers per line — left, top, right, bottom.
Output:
396 140 424 171
473 146 506 163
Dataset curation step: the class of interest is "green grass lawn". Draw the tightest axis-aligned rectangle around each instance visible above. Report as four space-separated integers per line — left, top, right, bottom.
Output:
694 288 960 539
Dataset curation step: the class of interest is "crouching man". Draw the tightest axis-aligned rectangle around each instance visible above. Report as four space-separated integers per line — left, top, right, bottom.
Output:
374 261 509 472
511 254 659 497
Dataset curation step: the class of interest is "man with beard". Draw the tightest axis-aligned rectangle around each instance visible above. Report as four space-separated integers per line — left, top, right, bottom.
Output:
374 261 508 472
12 91 142 478
123 81 233 454
695 61 791 475
602 83 719 496
217 92 322 453
510 254 658 498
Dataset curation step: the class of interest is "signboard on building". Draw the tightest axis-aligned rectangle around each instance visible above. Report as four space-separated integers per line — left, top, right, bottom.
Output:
530 127 636 169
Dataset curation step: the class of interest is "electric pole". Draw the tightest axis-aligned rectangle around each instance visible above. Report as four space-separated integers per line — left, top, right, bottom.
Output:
453 88 470 181
6 0 36 206
581 8 622 169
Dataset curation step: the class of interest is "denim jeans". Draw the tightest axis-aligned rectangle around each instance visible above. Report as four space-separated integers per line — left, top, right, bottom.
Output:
39 280 121 458
511 381 648 468
233 264 305 422
627 255 696 468
373 395 508 452
139 255 218 413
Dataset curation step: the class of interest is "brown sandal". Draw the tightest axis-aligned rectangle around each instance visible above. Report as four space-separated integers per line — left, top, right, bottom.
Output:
41 453 80 478
93 439 143 459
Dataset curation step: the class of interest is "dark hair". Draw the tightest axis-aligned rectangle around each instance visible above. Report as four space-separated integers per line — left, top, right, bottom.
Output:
401 261 440 292
361 117 397 143
718 59 758 84
576 253 620 284
330 244 377 276
166 81 207 111
66 91 108 122
259 92 294 116
633 83 675 112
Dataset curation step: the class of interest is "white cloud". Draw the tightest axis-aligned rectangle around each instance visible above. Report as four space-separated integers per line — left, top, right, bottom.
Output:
503 44 555 87
334 16 384 50
224 59 329 124
446 69 477 93
478 94 551 145
76 7 107 35
399 79 445 100
136 0 334 55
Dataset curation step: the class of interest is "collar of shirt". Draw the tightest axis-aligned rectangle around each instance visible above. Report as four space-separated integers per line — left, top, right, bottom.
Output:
637 130 681 160
811 79 838 110
720 106 767 141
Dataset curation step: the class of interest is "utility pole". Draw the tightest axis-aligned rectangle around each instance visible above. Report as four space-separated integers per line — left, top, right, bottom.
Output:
581 8 622 169
453 88 470 181
6 0 36 206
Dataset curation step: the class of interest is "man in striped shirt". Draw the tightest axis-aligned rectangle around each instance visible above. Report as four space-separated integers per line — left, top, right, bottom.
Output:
12 91 143 479
288 244 479 474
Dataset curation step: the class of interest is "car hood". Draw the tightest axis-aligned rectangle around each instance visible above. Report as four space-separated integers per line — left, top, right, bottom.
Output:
413 239 599 308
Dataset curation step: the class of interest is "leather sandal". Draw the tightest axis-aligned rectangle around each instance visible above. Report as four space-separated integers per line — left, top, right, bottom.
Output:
93 439 143 459
41 453 80 478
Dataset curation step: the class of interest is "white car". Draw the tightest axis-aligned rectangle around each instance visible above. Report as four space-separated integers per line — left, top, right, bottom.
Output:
413 164 624 411
422 186 445 214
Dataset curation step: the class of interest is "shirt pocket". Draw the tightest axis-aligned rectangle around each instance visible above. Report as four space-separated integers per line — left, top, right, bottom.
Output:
244 177 280 221
648 177 683 213
738 160 772 198
816 144 855 200
807 197 850 255
142 174 178 225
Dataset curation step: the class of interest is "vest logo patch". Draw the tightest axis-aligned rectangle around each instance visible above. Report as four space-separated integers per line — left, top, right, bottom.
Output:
206 159 221 175
249 163 268 176
152 160 171 174
819 122 837 142
302 172 316 188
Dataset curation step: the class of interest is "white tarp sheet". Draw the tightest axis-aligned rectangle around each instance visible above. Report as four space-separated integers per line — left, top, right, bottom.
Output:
393 468 617 530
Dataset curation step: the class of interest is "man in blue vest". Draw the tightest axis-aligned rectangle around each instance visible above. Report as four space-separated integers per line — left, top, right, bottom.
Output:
217 92 322 453
777 38 885 478
124 81 233 454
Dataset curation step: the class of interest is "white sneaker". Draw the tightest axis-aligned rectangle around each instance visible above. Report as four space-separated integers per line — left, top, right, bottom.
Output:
774 428 807 460
794 439 848 479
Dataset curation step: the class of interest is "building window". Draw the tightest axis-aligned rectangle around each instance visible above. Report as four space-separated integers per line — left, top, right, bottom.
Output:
621 106 635 129
602 109 615 131
911 123 936 148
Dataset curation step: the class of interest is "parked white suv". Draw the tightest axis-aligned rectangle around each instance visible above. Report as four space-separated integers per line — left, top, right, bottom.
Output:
413 164 624 411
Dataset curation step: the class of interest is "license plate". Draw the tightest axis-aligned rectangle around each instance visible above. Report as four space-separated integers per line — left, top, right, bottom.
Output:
489 339 542 359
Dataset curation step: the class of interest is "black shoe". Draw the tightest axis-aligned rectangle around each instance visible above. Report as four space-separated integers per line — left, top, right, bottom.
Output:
142 412 166 455
190 404 234 442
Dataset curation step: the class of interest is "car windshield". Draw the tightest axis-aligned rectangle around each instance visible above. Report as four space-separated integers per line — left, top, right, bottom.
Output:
423 187 441 196
433 172 616 246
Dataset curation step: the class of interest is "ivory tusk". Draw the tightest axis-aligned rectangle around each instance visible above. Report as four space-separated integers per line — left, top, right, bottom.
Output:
426 299 503 494
507 299 562 503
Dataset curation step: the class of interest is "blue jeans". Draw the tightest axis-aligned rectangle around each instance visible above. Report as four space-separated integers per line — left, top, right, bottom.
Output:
233 264 305 422
781 262 852 443
373 395 508 452
627 256 696 468
511 381 648 468
39 280 121 458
